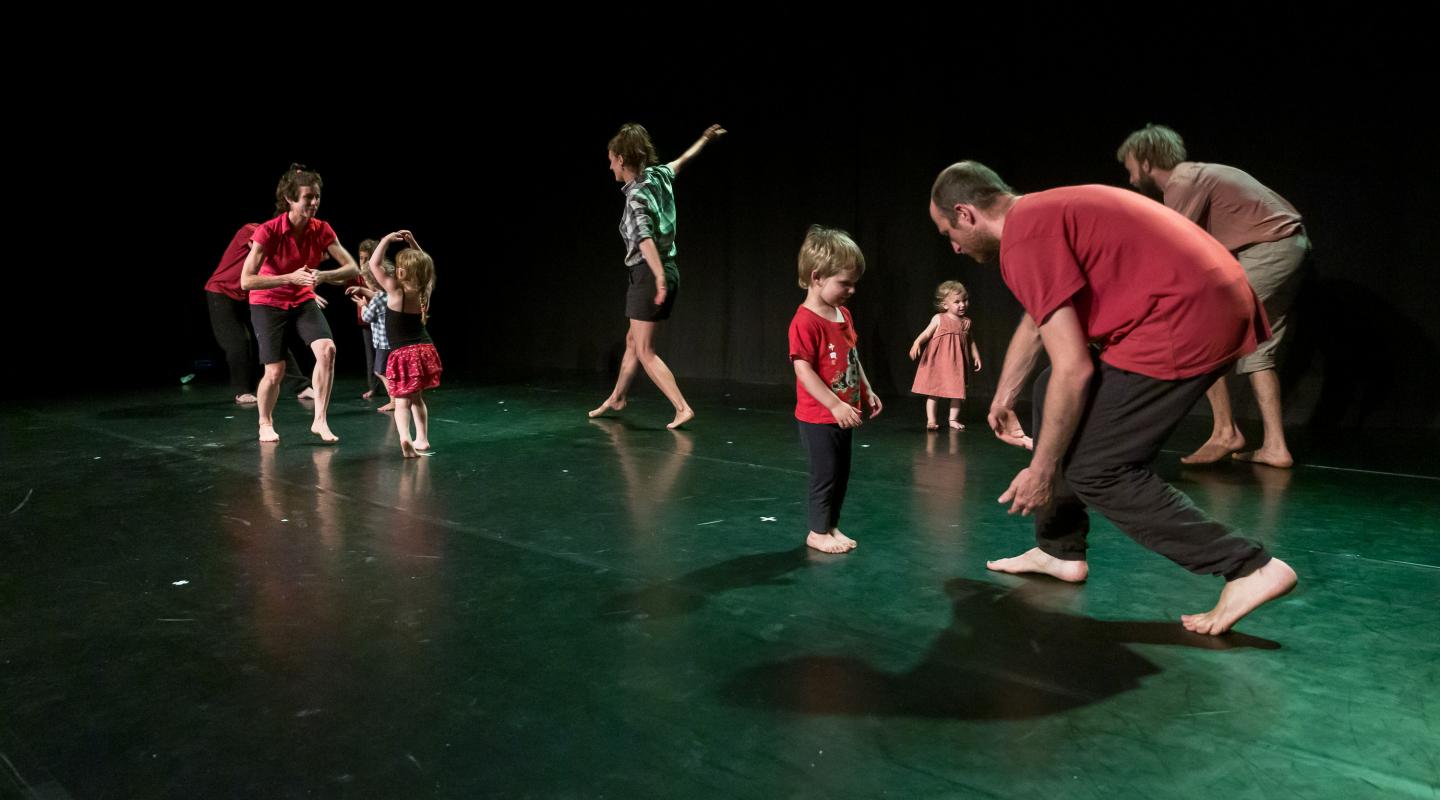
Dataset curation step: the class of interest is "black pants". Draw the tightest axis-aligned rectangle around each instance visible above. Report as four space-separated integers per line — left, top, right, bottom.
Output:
1032 357 1269 580
360 327 379 393
205 292 311 397
798 420 853 533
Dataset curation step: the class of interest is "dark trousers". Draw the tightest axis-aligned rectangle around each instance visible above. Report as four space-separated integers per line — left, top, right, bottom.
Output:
1032 357 1270 580
360 328 379 393
205 292 311 397
799 420 853 533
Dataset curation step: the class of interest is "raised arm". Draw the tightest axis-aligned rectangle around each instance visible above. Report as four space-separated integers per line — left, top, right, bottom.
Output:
666 124 726 176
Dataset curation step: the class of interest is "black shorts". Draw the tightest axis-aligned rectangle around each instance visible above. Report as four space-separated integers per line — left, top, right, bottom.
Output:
624 262 680 322
374 347 391 376
250 301 332 365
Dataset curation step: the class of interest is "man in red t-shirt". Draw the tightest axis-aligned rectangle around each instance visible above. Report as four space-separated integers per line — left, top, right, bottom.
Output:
927 161 1297 636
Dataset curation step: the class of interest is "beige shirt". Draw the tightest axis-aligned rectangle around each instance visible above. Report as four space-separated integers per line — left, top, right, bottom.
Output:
1164 162 1303 251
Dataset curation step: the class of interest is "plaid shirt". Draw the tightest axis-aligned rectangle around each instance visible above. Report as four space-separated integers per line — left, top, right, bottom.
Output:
619 164 678 267
362 291 389 349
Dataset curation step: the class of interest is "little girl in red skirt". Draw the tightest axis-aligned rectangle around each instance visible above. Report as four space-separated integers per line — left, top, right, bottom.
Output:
369 230 442 458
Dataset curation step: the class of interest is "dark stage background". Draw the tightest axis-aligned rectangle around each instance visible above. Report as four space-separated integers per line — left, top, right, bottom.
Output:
30 39 1439 431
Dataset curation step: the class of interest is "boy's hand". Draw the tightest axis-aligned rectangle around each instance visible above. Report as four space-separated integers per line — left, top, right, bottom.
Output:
830 402 863 429
867 392 883 419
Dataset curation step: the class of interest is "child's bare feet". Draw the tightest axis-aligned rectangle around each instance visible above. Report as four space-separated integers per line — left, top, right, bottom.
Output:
361 389 374 400
310 422 339 443
258 424 280 443
377 402 395 413
401 440 419 458
1232 448 1294 469
1182 557 1296 635
986 547 1088 582
235 393 258 405
949 420 965 431
926 421 939 431
667 407 695 430
806 531 854 554
588 398 626 418
296 387 317 400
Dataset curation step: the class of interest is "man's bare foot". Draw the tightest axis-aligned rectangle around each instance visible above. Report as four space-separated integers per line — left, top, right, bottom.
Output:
829 528 858 551
296 387 317 400
986 547 1088 582
806 531 853 554
401 440 419 458
361 389 374 400
588 398 626 418
1182 557 1297 635
235 393 258 405
1180 432 1246 465
310 423 339 443
667 407 695 430
1231 448 1294 469
377 402 395 413
258 424 280 443
949 421 965 431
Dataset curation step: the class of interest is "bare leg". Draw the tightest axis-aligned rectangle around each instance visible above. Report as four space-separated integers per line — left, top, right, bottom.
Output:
986 547 1089 582
1182 557 1297 635
925 398 939 429
376 373 395 413
306 339 339 442
410 391 431 452
256 361 285 442
629 320 693 428
394 396 418 458
1180 376 1245 465
589 337 640 418
948 399 964 430
1232 369 1294 468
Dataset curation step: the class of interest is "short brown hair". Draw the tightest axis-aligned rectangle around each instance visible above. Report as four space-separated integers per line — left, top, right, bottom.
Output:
274 163 323 215
607 123 658 173
797 225 865 288
930 161 1014 222
1116 124 1187 170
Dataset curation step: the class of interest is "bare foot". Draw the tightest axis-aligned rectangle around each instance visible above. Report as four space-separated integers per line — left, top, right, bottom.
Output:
296 387 317 400
588 398 626 418
829 528 858 551
377 402 395 413
401 440 419 458
235 393 258 405
949 421 966 431
986 547 1088 582
667 407 695 430
310 423 339 443
926 421 939 431
1180 432 1246 465
806 531 853 554
413 440 432 453
1232 448 1294 469
361 389 374 400
1182 557 1297 635
258 424 280 443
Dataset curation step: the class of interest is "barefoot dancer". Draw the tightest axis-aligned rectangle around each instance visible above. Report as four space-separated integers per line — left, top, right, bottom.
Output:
929 162 1297 635
241 164 360 443
1119 124 1310 468
588 123 725 429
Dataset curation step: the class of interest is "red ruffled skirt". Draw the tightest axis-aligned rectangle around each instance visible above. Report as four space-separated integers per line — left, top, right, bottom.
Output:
385 343 442 397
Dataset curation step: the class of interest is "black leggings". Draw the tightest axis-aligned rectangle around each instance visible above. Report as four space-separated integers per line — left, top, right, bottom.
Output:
798 420 853 533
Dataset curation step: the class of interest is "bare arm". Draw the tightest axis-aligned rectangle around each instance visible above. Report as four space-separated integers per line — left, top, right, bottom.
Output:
666 124 726 176
369 233 403 293
794 360 862 428
997 305 1094 515
909 315 942 360
856 358 883 419
239 241 313 291
638 239 670 301
970 337 983 371
316 241 359 284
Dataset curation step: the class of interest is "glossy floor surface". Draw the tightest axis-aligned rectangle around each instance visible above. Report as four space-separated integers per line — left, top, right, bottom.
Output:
3 379 1438 799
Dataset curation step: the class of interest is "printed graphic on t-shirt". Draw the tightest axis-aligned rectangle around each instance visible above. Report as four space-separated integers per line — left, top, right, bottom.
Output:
829 347 861 408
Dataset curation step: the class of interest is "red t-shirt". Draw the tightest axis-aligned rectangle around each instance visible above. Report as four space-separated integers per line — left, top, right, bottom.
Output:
204 223 260 301
247 213 338 309
788 304 865 424
999 186 1269 381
